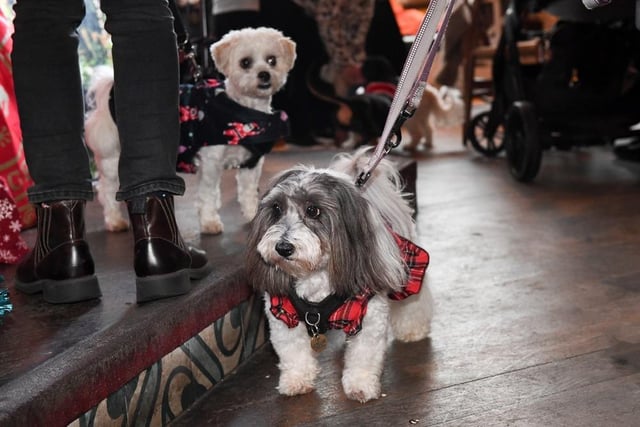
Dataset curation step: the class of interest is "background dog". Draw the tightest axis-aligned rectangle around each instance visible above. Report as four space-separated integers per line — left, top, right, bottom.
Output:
85 27 296 234
402 84 464 152
245 148 433 402
324 56 463 151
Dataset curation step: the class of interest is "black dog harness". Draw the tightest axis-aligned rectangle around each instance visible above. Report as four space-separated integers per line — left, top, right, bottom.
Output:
269 231 430 352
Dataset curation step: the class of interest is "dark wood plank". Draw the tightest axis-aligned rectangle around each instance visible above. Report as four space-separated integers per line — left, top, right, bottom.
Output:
172 137 640 426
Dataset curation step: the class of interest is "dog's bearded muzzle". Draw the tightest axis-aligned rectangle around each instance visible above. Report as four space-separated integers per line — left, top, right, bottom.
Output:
256 223 325 277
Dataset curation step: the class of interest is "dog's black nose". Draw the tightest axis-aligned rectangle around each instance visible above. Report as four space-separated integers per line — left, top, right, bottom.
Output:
275 241 294 257
258 71 271 83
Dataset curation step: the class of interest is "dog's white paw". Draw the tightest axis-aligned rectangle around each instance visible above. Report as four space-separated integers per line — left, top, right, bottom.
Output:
342 369 381 403
105 217 129 232
200 217 224 235
393 326 430 343
103 205 129 232
277 371 315 396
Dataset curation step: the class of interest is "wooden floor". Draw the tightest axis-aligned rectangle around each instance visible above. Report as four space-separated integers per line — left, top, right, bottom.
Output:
172 129 640 426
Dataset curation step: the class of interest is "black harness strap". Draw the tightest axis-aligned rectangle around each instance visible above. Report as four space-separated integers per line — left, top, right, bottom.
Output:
287 291 346 337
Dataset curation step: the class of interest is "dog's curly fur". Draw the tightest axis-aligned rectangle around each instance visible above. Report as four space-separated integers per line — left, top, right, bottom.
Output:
84 27 296 233
246 148 433 402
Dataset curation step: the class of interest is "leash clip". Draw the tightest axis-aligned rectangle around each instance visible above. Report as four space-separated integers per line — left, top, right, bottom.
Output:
386 106 415 153
356 105 414 188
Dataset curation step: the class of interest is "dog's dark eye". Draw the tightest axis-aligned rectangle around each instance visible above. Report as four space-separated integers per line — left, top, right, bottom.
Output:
266 55 277 67
272 202 282 217
240 57 253 69
305 205 320 219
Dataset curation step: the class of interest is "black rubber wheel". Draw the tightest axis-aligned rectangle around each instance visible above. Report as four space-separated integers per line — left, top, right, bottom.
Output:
466 111 505 157
504 101 542 182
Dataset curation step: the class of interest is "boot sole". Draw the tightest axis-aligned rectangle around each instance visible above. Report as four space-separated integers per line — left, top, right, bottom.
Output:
15 275 102 304
136 269 191 304
189 261 213 280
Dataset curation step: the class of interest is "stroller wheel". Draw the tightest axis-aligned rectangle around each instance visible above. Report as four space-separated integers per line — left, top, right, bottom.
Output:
466 111 505 157
505 101 542 182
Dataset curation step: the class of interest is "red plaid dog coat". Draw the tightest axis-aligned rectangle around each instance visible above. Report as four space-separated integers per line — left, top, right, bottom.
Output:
269 232 429 337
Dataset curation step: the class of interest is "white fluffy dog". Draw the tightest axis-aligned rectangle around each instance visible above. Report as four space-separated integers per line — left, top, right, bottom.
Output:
403 85 464 151
85 27 296 233
246 148 433 402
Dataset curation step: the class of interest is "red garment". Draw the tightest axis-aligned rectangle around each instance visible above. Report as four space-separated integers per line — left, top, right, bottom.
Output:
389 0 427 36
0 12 35 229
365 81 397 99
269 232 429 336
271 289 375 336
389 230 430 300
0 176 29 264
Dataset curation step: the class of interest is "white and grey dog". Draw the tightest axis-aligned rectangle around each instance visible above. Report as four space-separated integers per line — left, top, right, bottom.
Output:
246 148 433 403
85 27 296 233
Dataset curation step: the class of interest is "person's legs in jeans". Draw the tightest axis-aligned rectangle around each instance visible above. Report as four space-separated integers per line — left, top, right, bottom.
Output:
11 0 211 304
101 0 185 200
12 0 94 203
12 0 101 304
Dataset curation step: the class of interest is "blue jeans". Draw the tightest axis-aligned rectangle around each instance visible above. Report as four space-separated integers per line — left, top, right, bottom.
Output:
11 0 186 203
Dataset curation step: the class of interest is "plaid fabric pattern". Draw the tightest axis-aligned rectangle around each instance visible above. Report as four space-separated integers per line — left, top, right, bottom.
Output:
269 232 429 336
270 290 374 337
389 232 430 300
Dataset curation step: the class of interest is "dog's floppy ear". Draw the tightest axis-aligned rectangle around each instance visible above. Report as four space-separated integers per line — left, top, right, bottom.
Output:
244 169 302 294
210 36 234 77
279 36 297 72
245 202 291 295
327 179 406 295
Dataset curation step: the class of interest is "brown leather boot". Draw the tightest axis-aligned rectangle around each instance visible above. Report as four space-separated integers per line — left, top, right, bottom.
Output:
15 200 101 304
127 193 212 303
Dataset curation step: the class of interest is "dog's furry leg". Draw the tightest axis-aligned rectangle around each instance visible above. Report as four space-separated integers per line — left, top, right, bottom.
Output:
423 123 434 149
95 156 128 232
195 146 226 234
342 296 389 402
404 127 422 152
236 156 264 221
390 286 433 342
84 67 128 232
265 300 319 396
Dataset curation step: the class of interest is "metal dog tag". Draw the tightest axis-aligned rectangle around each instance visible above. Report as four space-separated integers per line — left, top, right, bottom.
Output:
310 334 328 352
